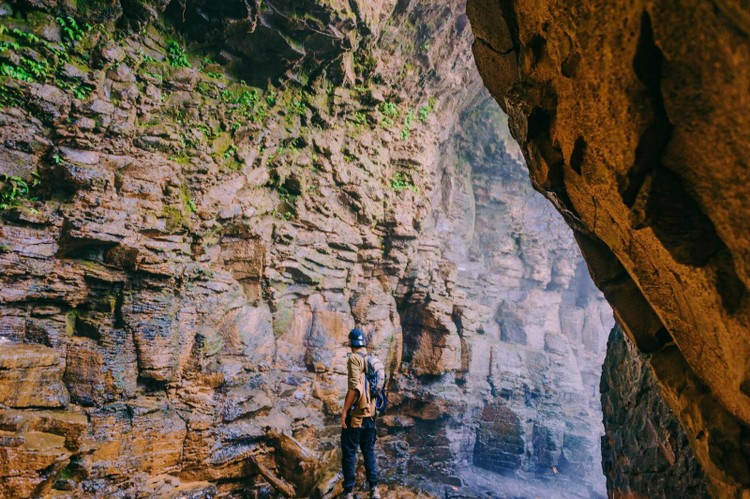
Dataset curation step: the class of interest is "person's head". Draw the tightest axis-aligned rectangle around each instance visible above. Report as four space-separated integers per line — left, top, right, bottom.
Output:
348 328 366 349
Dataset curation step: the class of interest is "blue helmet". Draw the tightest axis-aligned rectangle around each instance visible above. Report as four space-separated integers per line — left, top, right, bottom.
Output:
349 328 366 348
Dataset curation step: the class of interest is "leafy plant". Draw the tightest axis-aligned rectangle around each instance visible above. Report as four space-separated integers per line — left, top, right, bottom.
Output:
222 87 268 123
400 108 414 140
1 63 34 82
289 100 308 116
353 111 367 126
56 16 90 46
0 18 95 103
139 50 156 63
0 40 21 53
0 173 40 210
390 171 418 193
11 28 41 45
196 123 213 138
223 144 238 159
418 97 436 123
166 41 191 68
380 101 399 128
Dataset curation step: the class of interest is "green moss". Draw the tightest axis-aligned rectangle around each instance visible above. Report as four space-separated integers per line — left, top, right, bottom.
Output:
65 310 77 336
162 205 185 232
181 185 197 213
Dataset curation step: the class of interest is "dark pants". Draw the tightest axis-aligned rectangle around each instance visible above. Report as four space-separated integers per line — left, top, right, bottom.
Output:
341 416 378 493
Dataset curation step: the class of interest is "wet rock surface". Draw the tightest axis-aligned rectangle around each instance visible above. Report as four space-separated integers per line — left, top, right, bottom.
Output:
1 0 612 497
468 0 750 495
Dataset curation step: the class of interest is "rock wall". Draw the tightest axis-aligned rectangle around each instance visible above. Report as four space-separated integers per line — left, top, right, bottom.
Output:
383 93 613 498
0 0 613 497
601 326 711 498
467 0 750 496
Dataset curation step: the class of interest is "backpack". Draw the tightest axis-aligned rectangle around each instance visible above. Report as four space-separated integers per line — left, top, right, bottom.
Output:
357 352 388 413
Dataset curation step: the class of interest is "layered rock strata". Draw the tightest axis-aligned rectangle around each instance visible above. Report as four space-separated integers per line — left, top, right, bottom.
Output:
385 94 613 497
0 0 613 497
468 0 750 495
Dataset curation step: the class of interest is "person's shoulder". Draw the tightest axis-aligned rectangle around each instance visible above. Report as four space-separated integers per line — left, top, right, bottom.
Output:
348 349 367 365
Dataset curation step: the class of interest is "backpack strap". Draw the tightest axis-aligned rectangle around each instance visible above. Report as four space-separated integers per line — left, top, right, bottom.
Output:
354 352 370 404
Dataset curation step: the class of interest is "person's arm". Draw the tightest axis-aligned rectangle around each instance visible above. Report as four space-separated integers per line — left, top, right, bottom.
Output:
341 388 357 428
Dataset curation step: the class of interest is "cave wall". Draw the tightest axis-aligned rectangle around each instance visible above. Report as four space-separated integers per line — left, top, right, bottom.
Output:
0 0 479 496
467 0 750 495
601 325 711 497
384 94 613 497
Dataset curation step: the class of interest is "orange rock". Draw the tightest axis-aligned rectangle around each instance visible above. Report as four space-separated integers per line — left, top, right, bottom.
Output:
0 344 69 408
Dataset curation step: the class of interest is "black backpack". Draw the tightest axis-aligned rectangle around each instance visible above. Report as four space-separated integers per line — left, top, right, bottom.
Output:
357 352 388 413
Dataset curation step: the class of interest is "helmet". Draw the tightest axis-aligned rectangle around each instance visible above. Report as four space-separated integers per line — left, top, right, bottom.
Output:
348 328 366 348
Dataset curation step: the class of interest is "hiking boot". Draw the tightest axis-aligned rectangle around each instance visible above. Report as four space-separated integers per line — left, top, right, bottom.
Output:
370 486 381 499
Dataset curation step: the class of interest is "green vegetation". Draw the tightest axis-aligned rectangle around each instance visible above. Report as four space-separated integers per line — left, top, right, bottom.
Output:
401 108 414 140
352 111 367 126
139 50 157 63
56 16 91 46
418 97 436 123
223 143 238 159
166 40 190 68
0 173 40 210
289 100 307 115
182 186 197 214
162 205 185 231
0 20 95 100
390 171 418 193
221 86 269 123
267 172 299 219
379 101 399 128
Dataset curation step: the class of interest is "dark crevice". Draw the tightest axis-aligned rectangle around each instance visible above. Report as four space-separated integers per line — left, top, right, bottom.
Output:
714 247 747 314
637 168 722 265
526 106 565 193
526 107 551 141
497 0 521 52
561 51 581 78
619 11 674 208
570 136 586 174
527 34 546 66
73 315 102 342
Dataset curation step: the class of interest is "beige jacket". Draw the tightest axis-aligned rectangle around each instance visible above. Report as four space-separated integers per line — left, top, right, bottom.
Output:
347 348 375 427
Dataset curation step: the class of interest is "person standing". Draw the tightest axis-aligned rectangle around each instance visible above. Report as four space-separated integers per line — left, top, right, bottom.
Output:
340 328 380 499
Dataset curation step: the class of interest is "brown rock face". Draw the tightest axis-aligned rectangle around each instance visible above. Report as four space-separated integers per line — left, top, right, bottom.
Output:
0 344 69 408
601 326 711 497
468 0 750 495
